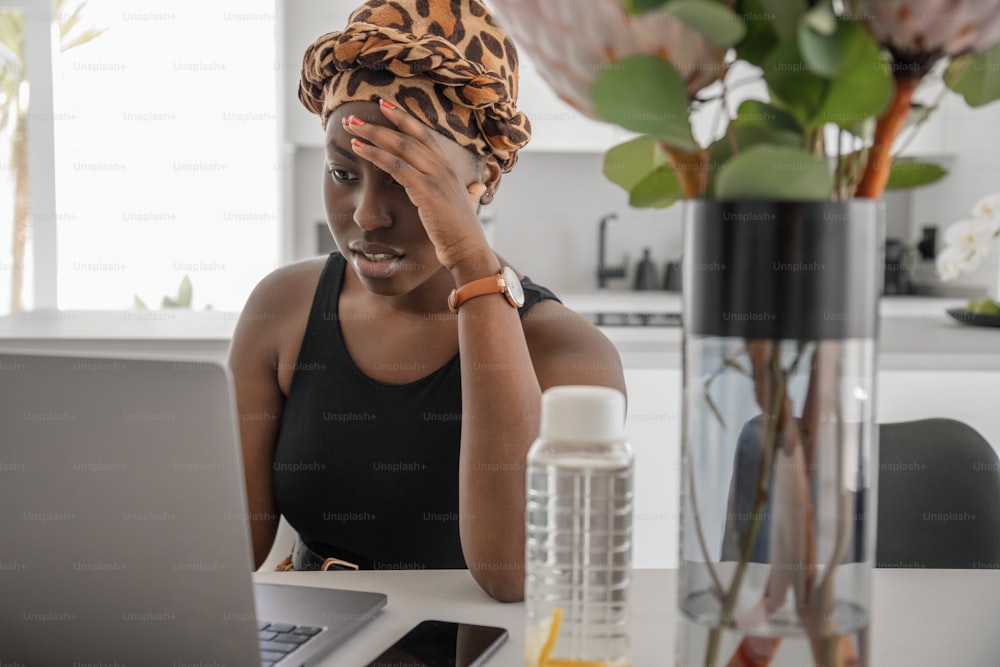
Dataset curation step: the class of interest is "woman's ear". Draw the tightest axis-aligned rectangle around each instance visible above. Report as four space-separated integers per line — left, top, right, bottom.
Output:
478 155 503 205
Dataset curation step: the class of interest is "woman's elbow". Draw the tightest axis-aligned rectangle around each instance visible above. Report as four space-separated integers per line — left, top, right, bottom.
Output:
471 568 524 603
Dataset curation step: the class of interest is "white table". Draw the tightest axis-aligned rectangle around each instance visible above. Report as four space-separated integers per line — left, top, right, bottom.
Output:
253 569 1000 666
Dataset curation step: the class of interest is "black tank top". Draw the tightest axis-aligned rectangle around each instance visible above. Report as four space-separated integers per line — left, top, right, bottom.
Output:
272 253 559 570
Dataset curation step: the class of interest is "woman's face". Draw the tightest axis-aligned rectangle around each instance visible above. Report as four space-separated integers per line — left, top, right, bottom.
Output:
323 100 484 298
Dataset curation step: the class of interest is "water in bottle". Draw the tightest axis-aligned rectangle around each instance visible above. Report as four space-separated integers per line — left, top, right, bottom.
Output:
524 385 633 667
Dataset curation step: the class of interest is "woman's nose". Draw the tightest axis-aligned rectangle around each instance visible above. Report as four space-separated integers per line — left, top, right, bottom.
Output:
353 184 393 230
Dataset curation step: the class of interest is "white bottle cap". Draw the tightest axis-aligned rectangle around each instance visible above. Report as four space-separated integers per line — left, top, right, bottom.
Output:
538 385 626 444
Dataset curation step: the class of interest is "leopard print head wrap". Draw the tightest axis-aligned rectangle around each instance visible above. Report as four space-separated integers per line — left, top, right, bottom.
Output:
299 0 532 172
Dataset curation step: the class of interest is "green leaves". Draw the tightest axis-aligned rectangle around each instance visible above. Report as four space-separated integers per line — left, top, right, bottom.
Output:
814 43 891 127
733 0 779 64
705 125 800 198
593 55 696 150
134 275 200 310
946 42 1000 108
734 100 801 133
603 135 669 189
715 146 833 200
621 0 671 13
763 36 827 126
591 0 963 206
798 9 864 77
603 135 683 208
764 18 891 130
884 161 948 190
761 0 806 40
629 167 685 208
809 23 892 127
162 275 193 308
663 1 746 47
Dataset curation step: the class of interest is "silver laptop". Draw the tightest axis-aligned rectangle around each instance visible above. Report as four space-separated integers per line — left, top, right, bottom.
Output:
0 351 387 666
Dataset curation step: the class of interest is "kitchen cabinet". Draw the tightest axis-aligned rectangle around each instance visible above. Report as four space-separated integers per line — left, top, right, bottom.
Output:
624 368 682 569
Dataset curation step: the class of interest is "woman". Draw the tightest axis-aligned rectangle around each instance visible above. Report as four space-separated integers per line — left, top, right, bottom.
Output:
228 0 625 602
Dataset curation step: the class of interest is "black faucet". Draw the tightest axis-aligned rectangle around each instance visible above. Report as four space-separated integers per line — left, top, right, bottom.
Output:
597 213 627 289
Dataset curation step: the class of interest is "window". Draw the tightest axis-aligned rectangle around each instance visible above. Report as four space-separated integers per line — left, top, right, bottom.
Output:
0 0 279 315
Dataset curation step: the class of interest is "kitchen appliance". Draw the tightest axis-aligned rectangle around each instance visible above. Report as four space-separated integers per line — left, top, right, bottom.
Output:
597 213 627 289
917 225 937 261
663 260 682 292
634 248 659 291
884 238 912 295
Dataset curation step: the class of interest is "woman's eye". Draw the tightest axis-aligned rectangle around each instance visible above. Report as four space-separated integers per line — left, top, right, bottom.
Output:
328 168 355 183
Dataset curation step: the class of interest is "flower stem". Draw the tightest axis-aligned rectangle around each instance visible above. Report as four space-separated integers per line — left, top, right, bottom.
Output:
856 77 920 199
687 454 727 600
664 145 709 198
892 58 970 159
704 342 786 667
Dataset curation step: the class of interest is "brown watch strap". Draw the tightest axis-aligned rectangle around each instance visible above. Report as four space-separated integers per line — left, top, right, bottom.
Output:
448 272 506 313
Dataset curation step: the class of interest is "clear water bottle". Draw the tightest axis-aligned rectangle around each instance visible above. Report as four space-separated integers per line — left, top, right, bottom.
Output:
524 385 633 667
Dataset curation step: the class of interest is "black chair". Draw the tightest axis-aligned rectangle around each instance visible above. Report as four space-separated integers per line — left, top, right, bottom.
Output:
720 417 1000 569
876 418 1000 569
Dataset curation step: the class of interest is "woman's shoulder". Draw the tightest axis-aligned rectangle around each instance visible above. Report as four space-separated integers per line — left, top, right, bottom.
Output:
230 255 338 396
520 297 625 394
230 256 330 358
240 256 330 322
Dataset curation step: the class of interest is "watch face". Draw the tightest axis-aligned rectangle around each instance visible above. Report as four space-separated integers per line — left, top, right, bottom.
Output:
502 266 525 307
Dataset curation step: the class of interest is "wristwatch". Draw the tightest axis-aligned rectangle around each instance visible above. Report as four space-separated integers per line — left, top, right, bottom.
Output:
448 266 525 313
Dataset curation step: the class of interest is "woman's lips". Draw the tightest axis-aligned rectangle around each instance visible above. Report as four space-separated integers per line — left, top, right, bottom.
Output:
350 249 404 280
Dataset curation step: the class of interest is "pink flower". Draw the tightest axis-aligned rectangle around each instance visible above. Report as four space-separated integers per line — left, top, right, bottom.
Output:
488 0 726 120
856 0 1000 75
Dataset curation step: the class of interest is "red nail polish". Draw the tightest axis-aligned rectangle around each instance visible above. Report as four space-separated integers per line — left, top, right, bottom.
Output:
379 98 396 110
351 138 365 149
349 115 364 125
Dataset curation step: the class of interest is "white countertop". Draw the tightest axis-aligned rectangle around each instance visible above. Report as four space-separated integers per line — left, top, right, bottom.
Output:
560 292 970 317
0 296 965 340
559 291 681 314
0 308 238 340
250 569 1000 667
598 304 1000 370
0 298 996 371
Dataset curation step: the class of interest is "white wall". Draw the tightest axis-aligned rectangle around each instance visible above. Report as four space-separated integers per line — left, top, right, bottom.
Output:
489 152 684 293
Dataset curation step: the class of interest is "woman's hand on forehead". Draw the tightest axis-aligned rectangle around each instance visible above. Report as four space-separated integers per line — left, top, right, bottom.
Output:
341 98 494 276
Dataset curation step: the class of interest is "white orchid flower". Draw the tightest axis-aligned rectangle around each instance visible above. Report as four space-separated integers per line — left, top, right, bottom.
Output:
971 193 1000 221
936 243 980 281
943 217 997 251
936 205 1000 280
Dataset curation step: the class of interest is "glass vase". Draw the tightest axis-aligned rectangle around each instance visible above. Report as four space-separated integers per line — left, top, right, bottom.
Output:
677 200 883 667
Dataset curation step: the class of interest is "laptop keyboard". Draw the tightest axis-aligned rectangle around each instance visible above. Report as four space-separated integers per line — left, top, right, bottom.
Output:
257 621 323 666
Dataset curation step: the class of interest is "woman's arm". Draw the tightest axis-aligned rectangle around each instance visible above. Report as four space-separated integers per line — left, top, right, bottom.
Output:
448 251 541 601
229 263 315 568
455 284 626 601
